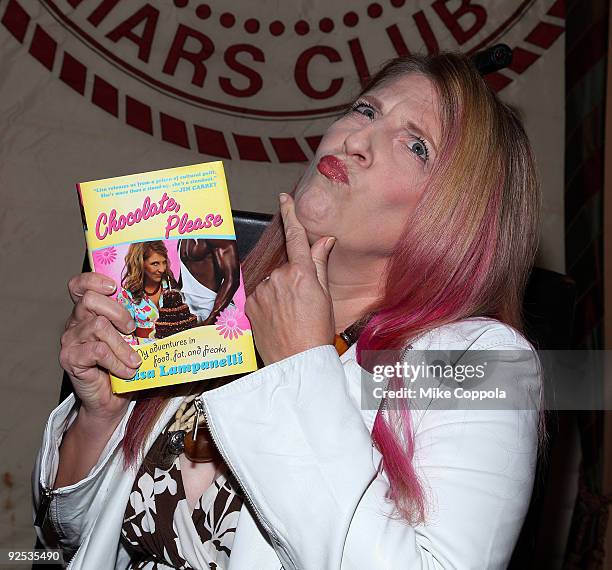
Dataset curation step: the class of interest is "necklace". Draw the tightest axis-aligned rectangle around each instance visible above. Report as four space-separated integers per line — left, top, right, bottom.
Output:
333 314 372 355
163 394 222 466
144 282 162 296
162 315 373 466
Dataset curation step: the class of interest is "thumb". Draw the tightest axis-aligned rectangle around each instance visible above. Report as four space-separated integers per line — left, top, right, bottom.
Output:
310 237 335 293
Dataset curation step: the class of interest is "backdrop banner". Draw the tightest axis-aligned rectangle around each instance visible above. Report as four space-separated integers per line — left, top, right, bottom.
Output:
1 0 565 266
0 0 565 551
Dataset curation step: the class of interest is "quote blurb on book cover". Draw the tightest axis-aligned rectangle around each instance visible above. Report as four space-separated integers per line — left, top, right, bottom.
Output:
77 161 257 393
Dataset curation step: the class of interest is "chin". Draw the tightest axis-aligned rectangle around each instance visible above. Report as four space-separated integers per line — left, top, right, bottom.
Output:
294 183 337 229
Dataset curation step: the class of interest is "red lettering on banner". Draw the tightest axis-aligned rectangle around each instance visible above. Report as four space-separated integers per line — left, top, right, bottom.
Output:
386 11 438 57
348 38 370 87
294 46 343 99
105 4 159 63
386 24 410 57
414 10 439 53
88 0 121 27
33 0 542 123
163 24 214 87
220 44 264 97
432 0 487 45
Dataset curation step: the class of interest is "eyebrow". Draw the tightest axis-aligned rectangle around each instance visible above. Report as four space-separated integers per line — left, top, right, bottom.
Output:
363 94 438 155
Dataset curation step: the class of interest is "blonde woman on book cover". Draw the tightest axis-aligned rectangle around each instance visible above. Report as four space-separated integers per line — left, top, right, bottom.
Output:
34 53 543 569
118 241 175 345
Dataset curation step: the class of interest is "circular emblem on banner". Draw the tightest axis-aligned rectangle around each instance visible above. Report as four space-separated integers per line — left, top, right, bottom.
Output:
3 0 565 161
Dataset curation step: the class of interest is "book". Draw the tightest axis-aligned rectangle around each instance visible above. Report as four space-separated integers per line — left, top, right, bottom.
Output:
76 161 258 393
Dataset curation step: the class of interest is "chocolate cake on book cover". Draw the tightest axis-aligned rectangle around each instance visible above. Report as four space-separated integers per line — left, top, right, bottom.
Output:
155 289 198 339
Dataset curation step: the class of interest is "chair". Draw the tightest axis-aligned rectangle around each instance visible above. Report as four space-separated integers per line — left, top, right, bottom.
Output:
232 210 273 261
509 268 576 568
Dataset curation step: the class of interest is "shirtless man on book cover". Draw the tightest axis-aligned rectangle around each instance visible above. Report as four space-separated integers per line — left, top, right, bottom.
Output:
178 238 240 325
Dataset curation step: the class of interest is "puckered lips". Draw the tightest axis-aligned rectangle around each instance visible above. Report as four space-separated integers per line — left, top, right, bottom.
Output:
317 155 349 185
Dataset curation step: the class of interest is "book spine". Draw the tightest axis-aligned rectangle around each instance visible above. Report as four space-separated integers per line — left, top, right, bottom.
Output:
75 183 95 271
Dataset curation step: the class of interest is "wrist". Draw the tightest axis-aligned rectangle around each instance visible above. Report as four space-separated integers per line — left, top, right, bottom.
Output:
77 400 129 428
262 341 334 366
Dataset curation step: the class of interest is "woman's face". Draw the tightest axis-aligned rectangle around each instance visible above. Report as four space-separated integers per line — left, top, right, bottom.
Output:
294 73 441 258
143 252 167 285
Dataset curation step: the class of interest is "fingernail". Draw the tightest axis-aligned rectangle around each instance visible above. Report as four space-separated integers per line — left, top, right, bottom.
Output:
130 351 142 366
279 193 288 204
326 237 336 249
103 281 117 293
128 320 137 333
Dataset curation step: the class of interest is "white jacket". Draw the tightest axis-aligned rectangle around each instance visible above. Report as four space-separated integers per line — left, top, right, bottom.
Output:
33 317 541 569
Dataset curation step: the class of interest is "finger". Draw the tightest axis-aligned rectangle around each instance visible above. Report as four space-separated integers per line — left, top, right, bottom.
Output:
310 237 335 293
61 341 139 381
61 315 142 370
64 363 112 392
68 273 116 304
72 290 136 335
279 193 313 265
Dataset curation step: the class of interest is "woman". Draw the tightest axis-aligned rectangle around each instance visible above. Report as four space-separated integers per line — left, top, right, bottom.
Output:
34 53 543 569
118 241 175 344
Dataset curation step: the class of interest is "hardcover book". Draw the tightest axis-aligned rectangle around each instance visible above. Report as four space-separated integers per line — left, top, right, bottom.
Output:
76 161 258 393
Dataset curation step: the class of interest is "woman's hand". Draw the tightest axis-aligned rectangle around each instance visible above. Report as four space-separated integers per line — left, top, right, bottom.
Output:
59 273 140 420
245 193 336 365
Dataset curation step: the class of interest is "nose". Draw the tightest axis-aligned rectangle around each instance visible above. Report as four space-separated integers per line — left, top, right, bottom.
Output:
343 125 373 168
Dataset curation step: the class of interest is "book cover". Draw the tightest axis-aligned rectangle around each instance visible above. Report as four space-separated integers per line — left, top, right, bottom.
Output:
76 161 258 393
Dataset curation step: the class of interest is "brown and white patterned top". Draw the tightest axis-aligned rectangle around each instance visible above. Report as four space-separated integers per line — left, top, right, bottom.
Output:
121 422 244 570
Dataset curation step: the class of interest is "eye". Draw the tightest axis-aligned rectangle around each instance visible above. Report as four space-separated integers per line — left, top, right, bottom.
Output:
407 137 429 162
350 100 376 120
